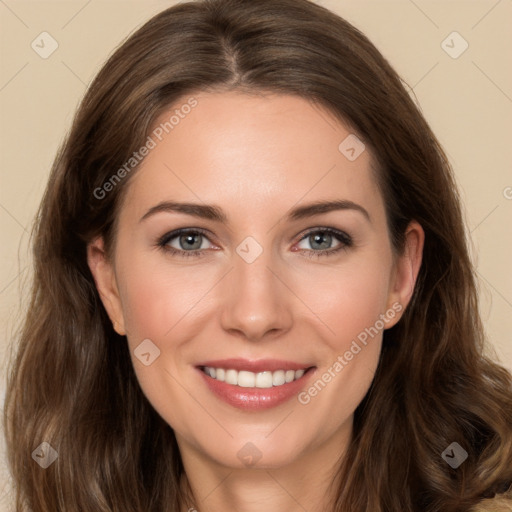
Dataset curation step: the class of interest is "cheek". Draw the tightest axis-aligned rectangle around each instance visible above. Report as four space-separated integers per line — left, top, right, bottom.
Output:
291 251 391 410
117 254 216 343
293 260 390 433
117 241 393 356
114 254 217 428
112 240 392 444
294 253 392 350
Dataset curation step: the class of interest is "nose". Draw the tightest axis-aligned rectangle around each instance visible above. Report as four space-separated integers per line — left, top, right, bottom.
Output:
219 247 293 342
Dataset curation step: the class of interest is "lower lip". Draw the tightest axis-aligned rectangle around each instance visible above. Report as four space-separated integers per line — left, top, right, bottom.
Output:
197 367 316 410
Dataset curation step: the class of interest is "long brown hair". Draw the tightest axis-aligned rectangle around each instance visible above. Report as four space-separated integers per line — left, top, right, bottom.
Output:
4 0 512 510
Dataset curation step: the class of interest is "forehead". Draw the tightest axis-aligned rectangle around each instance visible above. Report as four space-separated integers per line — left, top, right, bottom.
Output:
120 91 383 224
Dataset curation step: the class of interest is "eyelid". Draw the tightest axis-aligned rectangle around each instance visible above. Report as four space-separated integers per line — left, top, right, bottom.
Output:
156 227 217 249
296 226 352 243
157 226 353 257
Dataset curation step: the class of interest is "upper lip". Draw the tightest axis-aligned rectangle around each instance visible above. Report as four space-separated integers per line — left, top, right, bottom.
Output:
196 358 315 373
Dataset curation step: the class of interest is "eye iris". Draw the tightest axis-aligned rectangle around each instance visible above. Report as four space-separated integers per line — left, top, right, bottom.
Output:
180 233 202 250
311 232 331 250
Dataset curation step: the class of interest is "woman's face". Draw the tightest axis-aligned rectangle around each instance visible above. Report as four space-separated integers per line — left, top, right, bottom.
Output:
88 91 422 470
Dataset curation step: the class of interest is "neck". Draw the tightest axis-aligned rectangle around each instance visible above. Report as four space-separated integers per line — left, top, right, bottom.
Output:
177 423 351 512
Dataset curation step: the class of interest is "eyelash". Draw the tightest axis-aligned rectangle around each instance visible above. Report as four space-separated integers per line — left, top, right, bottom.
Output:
156 227 353 260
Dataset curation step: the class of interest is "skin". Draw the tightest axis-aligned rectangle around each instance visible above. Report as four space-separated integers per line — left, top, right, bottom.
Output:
87 91 424 512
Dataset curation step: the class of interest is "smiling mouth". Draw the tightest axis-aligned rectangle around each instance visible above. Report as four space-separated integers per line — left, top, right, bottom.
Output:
199 366 315 388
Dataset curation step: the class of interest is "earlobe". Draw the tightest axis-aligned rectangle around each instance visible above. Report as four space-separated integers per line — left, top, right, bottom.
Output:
86 237 126 336
386 220 424 326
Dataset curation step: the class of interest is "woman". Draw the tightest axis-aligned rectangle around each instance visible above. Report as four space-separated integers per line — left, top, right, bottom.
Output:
3 0 512 510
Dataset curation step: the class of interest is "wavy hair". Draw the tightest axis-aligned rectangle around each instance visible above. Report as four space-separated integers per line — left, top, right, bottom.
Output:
4 0 512 510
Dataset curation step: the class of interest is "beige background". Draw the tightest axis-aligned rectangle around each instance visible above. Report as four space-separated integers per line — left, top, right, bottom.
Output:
1 0 511 508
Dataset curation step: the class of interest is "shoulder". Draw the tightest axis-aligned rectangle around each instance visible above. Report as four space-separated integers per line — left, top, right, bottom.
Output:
469 485 512 512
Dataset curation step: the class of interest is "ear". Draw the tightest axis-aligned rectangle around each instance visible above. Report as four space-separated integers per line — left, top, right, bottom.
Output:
385 220 424 328
86 236 126 336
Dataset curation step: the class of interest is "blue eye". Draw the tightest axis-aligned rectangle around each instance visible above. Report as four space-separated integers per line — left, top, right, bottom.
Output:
295 228 353 259
157 228 213 258
156 227 353 259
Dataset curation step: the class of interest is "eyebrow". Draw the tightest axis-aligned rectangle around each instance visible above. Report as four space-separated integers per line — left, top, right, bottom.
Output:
139 199 371 224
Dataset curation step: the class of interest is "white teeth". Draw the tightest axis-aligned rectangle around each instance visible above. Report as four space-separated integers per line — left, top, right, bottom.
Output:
202 366 309 388
238 371 255 388
285 370 295 383
255 371 273 388
272 370 285 386
225 369 238 385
